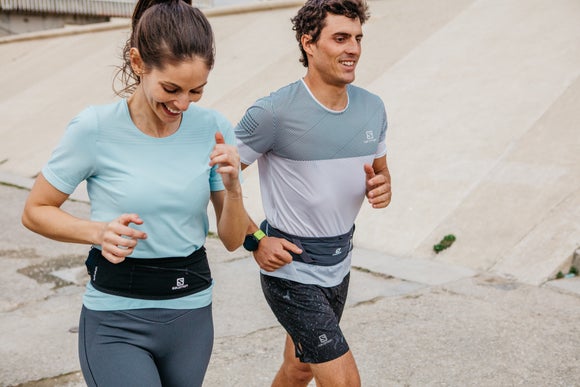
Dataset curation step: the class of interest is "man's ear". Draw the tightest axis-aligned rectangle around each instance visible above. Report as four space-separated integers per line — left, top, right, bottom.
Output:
129 47 144 75
301 34 315 56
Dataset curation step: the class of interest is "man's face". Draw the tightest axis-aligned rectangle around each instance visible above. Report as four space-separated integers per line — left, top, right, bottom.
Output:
304 14 363 87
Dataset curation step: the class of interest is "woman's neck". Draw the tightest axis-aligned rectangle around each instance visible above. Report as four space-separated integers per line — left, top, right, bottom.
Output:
127 90 181 138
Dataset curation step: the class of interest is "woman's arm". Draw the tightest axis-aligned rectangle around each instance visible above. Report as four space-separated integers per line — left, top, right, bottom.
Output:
22 173 147 263
22 173 103 244
209 132 249 251
210 189 247 251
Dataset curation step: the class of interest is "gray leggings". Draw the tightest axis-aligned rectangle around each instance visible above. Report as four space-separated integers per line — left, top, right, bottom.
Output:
79 305 213 387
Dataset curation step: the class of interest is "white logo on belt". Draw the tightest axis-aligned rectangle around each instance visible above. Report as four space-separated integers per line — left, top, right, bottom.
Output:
333 248 342 256
172 277 189 291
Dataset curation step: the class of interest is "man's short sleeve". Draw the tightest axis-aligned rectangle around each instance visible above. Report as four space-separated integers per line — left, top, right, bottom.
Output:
234 97 276 165
376 100 388 158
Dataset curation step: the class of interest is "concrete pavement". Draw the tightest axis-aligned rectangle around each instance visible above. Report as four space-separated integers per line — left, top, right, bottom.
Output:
1 176 579 386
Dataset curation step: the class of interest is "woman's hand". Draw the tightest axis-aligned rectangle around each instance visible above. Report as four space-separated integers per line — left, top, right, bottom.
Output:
209 131 241 193
209 131 249 251
98 213 147 264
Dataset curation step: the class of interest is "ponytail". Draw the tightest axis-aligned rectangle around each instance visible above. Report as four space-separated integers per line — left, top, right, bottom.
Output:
115 0 213 97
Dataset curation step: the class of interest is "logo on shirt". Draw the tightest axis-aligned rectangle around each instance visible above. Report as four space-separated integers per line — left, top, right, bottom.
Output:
172 277 189 291
364 130 377 144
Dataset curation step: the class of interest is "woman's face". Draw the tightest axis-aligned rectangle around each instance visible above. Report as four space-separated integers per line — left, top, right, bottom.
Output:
136 54 210 126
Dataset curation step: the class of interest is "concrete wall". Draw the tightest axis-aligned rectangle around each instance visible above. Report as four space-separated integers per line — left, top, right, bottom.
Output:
0 12 108 36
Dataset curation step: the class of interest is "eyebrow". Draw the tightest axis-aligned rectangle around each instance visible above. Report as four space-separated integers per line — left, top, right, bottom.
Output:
163 81 208 91
332 32 364 38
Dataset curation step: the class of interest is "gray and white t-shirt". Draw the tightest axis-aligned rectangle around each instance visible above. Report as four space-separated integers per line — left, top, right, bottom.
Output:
236 79 387 287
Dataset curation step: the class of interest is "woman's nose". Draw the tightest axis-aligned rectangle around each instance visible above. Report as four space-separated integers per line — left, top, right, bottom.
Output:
174 94 191 111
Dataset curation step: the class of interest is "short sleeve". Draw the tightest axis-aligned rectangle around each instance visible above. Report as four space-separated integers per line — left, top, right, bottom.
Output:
42 106 98 194
375 100 388 158
234 97 276 165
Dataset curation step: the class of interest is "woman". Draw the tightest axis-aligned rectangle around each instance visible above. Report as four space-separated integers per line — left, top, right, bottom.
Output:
21 0 248 385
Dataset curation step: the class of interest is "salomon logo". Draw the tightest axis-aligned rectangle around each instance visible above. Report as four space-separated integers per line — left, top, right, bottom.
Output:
172 277 189 291
317 334 333 347
364 130 377 144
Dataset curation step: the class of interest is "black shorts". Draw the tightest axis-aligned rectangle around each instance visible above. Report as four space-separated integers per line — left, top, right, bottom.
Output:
261 273 350 364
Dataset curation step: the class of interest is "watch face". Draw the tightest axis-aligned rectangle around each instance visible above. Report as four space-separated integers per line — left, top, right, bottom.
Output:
243 234 259 251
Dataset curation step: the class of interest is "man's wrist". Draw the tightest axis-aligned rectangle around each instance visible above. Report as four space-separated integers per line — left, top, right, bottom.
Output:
243 229 266 251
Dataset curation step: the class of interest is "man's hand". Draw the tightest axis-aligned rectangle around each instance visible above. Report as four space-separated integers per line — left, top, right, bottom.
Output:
253 236 302 272
364 163 392 208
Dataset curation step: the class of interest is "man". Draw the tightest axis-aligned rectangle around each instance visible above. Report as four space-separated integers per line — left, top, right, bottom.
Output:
235 0 391 385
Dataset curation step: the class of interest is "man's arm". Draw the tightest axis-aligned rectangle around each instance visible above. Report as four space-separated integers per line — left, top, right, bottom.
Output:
364 155 392 208
241 163 302 271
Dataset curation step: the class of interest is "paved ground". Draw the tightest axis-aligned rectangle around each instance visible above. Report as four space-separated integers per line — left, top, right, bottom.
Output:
1 178 579 387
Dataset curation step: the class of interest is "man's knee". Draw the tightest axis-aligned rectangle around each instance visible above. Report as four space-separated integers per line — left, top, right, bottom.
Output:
282 360 313 384
310 351 360 387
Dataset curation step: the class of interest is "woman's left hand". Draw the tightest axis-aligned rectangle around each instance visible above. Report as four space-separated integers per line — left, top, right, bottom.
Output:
209 132 241 192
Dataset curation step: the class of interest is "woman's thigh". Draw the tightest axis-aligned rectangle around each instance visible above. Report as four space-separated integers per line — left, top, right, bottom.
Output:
79 304 213 387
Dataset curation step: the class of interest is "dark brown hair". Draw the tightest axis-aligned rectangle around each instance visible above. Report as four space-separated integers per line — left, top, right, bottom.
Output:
115 0 215 96
291 0 369 67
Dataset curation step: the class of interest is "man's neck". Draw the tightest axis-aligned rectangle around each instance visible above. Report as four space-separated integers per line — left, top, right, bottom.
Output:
303 74 349 111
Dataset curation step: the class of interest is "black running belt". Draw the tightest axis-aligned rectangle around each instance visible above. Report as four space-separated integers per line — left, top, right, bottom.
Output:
85 247 212 300
261 220 354 267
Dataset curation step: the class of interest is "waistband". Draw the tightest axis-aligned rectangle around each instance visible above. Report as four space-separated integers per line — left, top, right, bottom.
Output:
261 220 354 267
85 247 212 300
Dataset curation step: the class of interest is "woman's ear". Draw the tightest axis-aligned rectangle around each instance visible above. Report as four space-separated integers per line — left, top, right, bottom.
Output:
129 47 144 76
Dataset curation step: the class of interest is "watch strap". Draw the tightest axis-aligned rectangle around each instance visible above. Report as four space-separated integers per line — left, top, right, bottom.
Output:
253 229 266 241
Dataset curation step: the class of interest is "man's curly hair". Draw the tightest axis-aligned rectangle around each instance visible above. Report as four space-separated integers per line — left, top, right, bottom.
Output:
291 0 370 67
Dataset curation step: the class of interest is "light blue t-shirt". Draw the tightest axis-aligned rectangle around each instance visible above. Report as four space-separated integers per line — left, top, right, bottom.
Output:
43 99 234 310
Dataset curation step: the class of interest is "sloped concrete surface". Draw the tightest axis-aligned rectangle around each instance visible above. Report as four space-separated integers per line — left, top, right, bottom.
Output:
1 0 580 385
1 0 579 284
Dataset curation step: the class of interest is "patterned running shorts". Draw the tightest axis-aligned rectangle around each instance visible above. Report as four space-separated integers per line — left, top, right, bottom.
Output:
260 273 350 364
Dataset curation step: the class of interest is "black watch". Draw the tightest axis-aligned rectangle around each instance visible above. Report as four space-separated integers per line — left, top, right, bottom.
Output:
243 229 266 251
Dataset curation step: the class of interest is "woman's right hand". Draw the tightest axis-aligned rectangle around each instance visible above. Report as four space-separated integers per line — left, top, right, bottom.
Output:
22 174 148 264
99 213 148 264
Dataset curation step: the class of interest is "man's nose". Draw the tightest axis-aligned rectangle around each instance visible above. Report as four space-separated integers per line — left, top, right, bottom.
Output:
346 38 361 55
